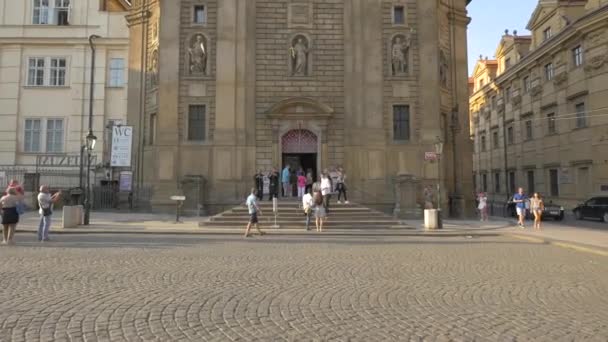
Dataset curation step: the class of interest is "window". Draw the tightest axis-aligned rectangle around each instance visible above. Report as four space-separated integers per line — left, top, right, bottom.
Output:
49 58 66 86
523 76 531 93
33 0 71 25
494 172 500 193
193 5 206 24
544 63 554 81
572 45 583 67
575 103 586 128
505 58 511 69
481 135 487 152
525 120 533 140
543 27 552 41
149 113 157 145
478 79 485 89
27 57 45 86
393 6 405 25
188 105 206 141
24 119 42 152
46 119 64 152
393 105 410 141
505 87 511 102
507 126 514 144
482 173 488 192
549 169 559 197
508 171 516 194
108 58 125 87
27 57 68 86
491 96 497 109
527 170 535 194
547 113 556 134
492 131 499 149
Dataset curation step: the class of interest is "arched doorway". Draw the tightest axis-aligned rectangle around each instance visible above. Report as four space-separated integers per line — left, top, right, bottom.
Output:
281 129 318 195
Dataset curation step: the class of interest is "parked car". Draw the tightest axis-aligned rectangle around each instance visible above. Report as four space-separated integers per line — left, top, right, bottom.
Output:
506 199 565 220
573 196 608 222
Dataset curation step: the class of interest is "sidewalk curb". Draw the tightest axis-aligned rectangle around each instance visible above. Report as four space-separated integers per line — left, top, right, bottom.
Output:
15 228 503 238
504 233 608 257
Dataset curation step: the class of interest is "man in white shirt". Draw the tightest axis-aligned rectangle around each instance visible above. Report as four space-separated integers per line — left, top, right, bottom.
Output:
321 173 332 214
244 189 265 238
302 189 313 231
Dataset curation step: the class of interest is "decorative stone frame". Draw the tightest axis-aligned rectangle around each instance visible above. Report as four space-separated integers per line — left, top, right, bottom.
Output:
190 1 209 27
387 32 411 77
287 33 313 77
184 32 211 78
288 1 313 29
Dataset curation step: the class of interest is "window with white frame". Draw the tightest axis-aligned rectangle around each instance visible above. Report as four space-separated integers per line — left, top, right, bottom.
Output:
23 118 64 153
393 5 405 25
24 119 42 152
27 57 68 86
523 76 531 93
575 102 587 128
543 27 552 41
46 119 64 152
544 63 554 81
27 58 45 86
572 45 583 67
108 58 125 87
193 5 206 24
33 0 71 25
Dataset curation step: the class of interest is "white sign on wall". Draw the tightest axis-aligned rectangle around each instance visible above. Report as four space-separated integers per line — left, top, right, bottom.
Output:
110 126 133 167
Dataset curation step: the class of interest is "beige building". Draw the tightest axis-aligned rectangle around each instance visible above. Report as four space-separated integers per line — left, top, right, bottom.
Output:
0 0 130 191
470 0 608 211
125 0 475 216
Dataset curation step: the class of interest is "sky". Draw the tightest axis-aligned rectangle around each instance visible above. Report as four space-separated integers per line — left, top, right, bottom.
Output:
467 0 539 74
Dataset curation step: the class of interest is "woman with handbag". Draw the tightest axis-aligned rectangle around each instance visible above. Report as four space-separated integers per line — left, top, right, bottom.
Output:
37 185 61 242
1 187 21 244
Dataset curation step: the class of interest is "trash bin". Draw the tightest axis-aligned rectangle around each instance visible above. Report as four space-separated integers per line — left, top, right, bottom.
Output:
424 209 441 230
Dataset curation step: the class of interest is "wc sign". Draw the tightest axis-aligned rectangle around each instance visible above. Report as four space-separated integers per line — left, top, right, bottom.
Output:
110 126 133 167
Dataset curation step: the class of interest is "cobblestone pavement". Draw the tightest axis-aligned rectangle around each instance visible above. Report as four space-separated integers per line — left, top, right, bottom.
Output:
0 234 607 342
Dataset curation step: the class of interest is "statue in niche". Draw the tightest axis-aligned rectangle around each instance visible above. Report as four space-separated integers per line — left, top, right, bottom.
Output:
289 36 309 76
188 34 207 75
149 49 159 87
391 34 410 76
439 49 449 87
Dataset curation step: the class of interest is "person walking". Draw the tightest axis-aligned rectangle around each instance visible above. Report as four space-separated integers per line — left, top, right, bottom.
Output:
254 170 264 200
477 192 488 221
297 172 306 199
281 165 291 197
336 167 348 204
5 179 25 216
244 188 265 238
1 187 20 245
512 187 527 229
268 168 279 201
37 185 61 242
313 189 325 232
321 172 332 214
302 189 313 231
530 192 544 231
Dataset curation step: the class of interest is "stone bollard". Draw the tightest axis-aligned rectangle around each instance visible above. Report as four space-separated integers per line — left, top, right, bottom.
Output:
424 209 439 230
62 205 84 228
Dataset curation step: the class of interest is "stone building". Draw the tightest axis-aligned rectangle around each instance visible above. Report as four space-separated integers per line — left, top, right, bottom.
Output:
0 0 130 191
470 0 608 211
126 0 474 216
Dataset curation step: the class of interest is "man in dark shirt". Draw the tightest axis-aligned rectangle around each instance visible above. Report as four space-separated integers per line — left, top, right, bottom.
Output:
254 170 264 200
268 168 279 201
513 187 528 229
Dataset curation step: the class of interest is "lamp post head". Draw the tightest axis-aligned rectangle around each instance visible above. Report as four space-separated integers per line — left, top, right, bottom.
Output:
86 132 97 151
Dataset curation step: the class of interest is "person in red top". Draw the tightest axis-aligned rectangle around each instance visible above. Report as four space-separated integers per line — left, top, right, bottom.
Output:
5 180 24 196
297 174 307 199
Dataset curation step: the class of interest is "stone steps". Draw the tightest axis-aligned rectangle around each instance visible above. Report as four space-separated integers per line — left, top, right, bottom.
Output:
199 201 413 230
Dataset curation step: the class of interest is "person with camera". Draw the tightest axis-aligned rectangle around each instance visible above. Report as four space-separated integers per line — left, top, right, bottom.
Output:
37 185 62 242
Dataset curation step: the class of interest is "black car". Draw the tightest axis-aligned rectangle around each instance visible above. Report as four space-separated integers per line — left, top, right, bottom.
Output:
506 200 565 220
573 196 608 222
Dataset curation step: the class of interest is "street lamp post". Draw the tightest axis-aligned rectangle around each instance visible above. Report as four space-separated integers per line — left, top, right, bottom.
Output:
83 34 101 225
435 137 444 229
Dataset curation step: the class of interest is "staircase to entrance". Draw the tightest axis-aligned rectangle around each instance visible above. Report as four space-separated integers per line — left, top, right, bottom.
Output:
199 199 413 230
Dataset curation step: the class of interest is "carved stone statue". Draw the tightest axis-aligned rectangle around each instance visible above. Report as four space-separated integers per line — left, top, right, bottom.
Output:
150 49 159 87
439 50 449 87
290 36 309 76
392 35 410 75
188 34 207 75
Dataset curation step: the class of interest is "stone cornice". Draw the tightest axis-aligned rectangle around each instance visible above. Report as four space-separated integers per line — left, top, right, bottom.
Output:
495 4 608 85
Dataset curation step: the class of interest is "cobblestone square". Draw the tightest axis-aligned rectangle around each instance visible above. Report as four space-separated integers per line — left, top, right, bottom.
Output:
0 234 607 341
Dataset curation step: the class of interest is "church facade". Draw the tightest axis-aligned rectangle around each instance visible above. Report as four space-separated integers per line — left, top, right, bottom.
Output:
125 0 474 216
